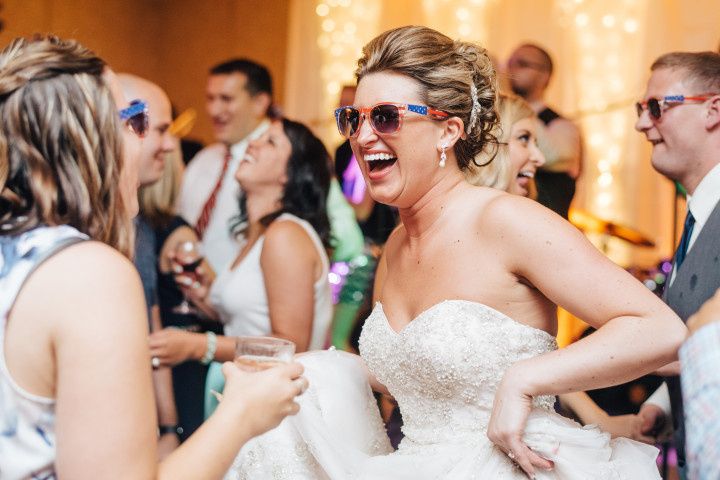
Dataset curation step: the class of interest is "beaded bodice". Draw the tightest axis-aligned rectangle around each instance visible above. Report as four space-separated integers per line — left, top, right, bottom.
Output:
359 300 557 446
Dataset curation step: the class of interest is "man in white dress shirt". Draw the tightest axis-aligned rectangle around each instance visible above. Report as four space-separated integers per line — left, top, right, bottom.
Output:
633 51 720 478
178 59 272 272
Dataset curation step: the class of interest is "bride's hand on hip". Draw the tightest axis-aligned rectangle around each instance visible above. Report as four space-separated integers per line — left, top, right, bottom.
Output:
488 369 554 478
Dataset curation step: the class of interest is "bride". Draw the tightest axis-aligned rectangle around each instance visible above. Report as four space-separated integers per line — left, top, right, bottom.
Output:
224 26 685 479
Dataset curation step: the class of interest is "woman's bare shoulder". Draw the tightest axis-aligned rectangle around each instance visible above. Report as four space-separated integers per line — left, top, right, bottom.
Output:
475 188 564 231
35 240 139 287
263 217 320 264
265 217 316 247
14 240 145 335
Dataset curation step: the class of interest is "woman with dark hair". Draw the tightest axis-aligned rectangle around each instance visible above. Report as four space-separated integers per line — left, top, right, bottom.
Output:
149 118 333 364
0 36 306 479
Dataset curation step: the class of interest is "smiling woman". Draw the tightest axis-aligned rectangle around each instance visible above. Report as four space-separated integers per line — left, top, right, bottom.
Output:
222 25 683 480
149 118 333 368
467 93 546 198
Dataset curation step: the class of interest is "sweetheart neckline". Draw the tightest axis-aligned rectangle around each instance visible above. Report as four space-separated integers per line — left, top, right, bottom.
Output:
375 299 556 341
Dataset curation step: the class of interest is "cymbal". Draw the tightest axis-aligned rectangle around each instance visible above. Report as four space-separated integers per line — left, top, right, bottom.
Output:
569 208 655 247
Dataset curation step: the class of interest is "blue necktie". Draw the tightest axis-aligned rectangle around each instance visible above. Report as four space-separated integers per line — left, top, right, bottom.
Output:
674 210 696 269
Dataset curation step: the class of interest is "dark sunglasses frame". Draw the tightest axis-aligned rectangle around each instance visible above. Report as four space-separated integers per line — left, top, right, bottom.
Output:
334 102 449 139
635 94 717 120
119 99 149 137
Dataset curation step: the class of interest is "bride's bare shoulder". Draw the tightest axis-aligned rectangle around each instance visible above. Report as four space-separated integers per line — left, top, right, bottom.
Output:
467 186 566 237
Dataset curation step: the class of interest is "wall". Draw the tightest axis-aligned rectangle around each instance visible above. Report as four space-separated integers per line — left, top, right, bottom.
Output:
157 0 291 143
0 0 291 143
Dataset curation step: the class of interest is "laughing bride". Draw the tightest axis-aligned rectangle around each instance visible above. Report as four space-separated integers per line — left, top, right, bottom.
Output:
225 26 684 479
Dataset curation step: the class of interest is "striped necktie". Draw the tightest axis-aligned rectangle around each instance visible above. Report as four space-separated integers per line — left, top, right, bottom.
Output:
195 148 231 238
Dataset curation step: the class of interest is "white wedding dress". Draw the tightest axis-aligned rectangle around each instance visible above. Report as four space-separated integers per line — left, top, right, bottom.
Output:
225 300 660 479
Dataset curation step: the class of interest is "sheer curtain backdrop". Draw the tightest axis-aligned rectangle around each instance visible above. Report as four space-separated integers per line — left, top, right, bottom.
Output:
284 0 720 268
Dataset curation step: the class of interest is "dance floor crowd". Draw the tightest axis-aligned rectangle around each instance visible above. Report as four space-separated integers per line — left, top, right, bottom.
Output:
1 25 719 480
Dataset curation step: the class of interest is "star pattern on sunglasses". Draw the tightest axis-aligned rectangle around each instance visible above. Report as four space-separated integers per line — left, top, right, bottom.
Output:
635 94 718 120
334 102 449 138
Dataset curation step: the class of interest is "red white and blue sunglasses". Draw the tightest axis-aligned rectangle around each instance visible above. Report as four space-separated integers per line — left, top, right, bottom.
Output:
635 94 718 120
119 99 149 137
334 102 449 138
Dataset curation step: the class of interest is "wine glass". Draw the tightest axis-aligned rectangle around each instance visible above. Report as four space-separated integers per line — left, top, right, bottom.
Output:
172 240 204 315
208 337 296 409
234 336 296 371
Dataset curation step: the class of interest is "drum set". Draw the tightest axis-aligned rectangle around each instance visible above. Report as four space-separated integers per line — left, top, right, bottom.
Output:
568 208 669 297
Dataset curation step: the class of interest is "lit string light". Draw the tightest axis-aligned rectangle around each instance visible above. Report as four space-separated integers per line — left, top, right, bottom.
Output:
314 0 381 145
421 0 492 45
555 0 649 265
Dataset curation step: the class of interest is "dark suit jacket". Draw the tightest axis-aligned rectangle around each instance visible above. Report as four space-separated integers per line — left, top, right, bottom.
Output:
664 198 720 467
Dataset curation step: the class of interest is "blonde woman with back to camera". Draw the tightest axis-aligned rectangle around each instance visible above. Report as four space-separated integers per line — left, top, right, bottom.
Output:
223 26 684 480
0 36 306 480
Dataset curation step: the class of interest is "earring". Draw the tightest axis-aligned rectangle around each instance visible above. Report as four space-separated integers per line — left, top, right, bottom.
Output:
439 144 447 168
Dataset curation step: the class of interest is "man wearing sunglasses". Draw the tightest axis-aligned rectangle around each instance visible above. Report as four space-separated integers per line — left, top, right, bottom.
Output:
506 44 582 220
634 51 720 479
119 73 182 458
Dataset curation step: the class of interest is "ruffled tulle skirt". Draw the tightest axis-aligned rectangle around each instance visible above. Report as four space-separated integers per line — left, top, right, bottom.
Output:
224 350 660 479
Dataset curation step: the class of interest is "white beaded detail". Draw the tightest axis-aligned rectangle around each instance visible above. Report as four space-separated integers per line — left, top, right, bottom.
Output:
359 300 557 447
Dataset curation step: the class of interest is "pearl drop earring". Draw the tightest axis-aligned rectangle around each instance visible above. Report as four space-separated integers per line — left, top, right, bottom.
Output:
439 144 447 168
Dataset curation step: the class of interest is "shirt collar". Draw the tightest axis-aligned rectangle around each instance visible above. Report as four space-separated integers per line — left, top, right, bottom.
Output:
229 119 271 160
687 162 720 228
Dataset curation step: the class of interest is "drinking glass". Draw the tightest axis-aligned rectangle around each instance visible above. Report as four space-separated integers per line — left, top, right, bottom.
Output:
234 336 296 371
172 240 203 315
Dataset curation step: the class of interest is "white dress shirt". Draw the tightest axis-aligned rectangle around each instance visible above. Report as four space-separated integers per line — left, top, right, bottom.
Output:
645 162 720 417
177 120 270 272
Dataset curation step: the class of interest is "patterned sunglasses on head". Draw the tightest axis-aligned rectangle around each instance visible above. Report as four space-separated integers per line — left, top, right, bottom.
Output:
119 99 149 137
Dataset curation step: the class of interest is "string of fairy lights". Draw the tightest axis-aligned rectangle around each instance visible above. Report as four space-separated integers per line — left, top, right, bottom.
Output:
555 0 648 265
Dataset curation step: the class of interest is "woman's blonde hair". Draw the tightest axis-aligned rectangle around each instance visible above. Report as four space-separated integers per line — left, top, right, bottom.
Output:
356 26 499 170
139 145 184 230
0 36 133 257
466 93 535 190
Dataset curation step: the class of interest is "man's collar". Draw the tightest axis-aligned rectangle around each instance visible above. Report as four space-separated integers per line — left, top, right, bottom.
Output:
687 162 720 227
228 119 271 159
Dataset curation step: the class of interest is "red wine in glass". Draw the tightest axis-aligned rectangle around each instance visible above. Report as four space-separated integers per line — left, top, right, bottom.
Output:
182 258 203 273
173 241 203 315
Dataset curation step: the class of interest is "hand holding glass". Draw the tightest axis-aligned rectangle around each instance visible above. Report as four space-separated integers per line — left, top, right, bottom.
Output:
235 336 296 371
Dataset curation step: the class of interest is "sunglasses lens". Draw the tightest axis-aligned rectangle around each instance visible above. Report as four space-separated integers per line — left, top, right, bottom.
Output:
337 107 359 138
122 101 149 137
127 112 149 137
647 98 662 119
635 102 643 118
370 104 401 134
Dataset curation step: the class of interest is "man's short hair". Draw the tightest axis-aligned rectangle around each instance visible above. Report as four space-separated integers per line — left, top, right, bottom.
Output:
651 51 720 94
209 58 273 97
517 43 554 76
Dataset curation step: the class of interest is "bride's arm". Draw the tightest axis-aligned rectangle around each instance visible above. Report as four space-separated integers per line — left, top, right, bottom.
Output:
484 196 685 476
493 197 685 392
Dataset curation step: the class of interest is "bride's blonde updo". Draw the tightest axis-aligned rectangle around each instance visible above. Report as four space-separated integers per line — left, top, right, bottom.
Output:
356 25 499 171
